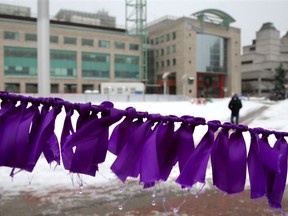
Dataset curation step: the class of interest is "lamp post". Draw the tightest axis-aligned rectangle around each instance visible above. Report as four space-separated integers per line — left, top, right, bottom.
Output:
162 72 171 95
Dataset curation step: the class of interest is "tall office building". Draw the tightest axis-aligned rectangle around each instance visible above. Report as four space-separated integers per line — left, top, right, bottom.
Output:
146 9 241 98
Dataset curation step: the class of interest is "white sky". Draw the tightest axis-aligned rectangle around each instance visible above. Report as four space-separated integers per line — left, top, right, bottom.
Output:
0 0 287 47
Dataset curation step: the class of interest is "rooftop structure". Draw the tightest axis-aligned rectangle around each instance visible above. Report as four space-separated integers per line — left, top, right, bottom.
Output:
55 9 116 28
0 3 31 17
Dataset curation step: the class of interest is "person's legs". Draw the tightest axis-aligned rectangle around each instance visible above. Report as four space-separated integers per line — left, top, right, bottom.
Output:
235 113 239 125
231 114 234 124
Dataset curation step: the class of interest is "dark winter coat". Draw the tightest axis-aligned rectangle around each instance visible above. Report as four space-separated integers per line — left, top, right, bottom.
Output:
228 95 242 115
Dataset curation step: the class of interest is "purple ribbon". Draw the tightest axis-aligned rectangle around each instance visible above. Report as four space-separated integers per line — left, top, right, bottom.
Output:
174 116 197 173
61 101 124 176
266 134 288 209
0 99 35 169
110 115 152 182
0 92 288 210
26 100 62 172
109 107 142 155
176 120 220 188
211 123 230 192
156 117 177 182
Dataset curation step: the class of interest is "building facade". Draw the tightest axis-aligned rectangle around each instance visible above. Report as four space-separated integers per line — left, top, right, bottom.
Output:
0 12 142 94
241 22 288 97
0 5 242 98
146 9 241 98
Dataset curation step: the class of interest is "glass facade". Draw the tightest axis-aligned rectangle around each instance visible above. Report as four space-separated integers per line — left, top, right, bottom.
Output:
82 52 110 78
196 34 227 73
114 55 139 79
4 47 77 77
4 46 37 76
50 50 77 77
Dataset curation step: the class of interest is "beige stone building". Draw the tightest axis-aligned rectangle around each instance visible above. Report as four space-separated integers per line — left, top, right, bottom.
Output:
0 6 241 98
0 10 142 94
146 9 241 98
241 22 288 97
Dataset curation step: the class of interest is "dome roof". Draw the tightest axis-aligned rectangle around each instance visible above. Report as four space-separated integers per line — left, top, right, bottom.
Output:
259 22 277 31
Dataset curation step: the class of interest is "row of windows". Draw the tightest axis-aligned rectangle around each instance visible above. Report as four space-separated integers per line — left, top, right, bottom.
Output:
4 46 139 79
4 83 88 93
3 31 140 51
155 58 177 68
155 45 176 57
150 32 176 45
6 83 145 94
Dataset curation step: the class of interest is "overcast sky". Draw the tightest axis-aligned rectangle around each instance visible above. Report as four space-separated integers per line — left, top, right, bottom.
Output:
0 0 287 47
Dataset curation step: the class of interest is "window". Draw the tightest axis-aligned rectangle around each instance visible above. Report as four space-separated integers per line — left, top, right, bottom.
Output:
155 50 159 57
50 35 59 43
4 46 37 76
166 46 170 55
64 37 77 45
241 60 253 65
161 49 164 56
129 43 139 51
115 41 125 49
196 34 227 73
161 61 164 67
156 62 159 69
26 83 38 93
150 39 154 44
167 59 170 67
82 84 94 93
51 84 59 93
82 38 94 46
25 33 37 41
114 55 139 79
155 37 159 45
5 83 20 93
166 34 170 41
173 58 176 66
64 84 77 93
4 31 19 40
50 50 77 77
172 32 176 40
172 45 176 53
82 52 110 78
160 35 165 43
99 40 110 48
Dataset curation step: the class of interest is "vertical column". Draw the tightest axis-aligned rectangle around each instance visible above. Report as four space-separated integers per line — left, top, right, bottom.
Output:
37 0 50 96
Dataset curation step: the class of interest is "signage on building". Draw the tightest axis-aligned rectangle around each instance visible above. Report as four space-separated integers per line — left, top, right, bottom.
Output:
184 20 202 33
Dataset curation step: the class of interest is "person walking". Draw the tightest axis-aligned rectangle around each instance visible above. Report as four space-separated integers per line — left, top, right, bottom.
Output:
228 94 242 124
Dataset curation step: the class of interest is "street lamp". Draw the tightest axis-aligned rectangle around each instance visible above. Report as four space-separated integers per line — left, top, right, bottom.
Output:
162 71 172 95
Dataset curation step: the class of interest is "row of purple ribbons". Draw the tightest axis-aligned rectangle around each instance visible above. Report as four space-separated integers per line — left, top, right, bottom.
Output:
0 91 287 210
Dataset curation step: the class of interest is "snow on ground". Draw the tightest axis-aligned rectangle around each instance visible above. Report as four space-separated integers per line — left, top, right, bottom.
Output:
0 97 286 195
